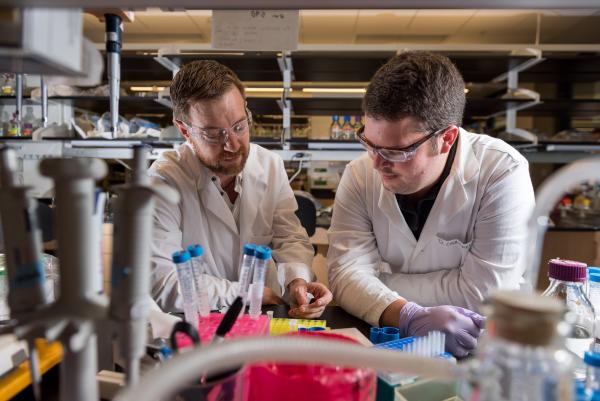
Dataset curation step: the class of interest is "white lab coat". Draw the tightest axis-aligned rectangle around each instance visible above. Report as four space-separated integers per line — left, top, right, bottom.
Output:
148 143 314 312
327 129 535 326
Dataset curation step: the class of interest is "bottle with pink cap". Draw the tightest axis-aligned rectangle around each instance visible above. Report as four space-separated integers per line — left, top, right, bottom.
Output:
542 258 595 381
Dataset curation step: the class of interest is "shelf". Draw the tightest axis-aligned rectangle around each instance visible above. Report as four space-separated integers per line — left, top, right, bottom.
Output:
120 51 548 85
3 137 598 164
49 95 171 116
520 99 600 117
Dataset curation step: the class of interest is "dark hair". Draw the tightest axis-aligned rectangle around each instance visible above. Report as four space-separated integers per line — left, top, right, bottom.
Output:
170 60 245 120
363 51 465 132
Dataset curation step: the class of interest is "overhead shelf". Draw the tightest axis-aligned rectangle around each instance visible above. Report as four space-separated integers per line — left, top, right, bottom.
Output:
120 51 548 84
521 98 600 116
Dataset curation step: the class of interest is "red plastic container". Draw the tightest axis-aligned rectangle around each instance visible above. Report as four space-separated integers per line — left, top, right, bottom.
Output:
244 331 376 401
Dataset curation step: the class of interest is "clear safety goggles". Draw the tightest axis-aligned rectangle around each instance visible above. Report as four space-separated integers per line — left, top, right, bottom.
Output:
177 108 253 145
356 125 448 163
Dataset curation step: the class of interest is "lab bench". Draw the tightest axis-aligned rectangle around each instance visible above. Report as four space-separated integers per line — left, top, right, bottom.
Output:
0 340 62 401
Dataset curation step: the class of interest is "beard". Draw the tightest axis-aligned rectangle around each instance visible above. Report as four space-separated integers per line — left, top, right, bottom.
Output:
194 142 250 176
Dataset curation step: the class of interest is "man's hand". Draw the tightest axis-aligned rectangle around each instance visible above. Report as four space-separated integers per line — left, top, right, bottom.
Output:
262 287 284 305
287 279 333 319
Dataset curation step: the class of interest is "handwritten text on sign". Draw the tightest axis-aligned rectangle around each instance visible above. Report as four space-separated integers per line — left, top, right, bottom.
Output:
212 10 299 51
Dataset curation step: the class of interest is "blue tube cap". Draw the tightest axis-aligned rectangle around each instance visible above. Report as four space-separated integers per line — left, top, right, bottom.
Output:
172 250 191 264
590 273 600 283
585 351 600 367
254 246 272 260
187 245 204 257
370 326 400 344
243 244 257 256
589 267 600 276
308 327 326 332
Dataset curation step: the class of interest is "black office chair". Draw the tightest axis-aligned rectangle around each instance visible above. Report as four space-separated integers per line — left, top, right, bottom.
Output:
36 200 54 243
294 192 317 237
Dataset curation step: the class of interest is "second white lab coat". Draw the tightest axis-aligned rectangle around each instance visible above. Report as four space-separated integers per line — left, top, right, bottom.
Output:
148 143 314 312
327 129 535 326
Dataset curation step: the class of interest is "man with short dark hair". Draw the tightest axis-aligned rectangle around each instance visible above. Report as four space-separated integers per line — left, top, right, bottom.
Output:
328 51 534 356
150 60 332 318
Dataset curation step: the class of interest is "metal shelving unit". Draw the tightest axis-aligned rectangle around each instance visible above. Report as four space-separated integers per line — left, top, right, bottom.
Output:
1 50 598 164
2 137 599 164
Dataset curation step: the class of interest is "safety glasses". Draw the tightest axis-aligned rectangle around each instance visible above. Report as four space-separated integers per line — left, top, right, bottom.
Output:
356 125 448 163
176 108 253 145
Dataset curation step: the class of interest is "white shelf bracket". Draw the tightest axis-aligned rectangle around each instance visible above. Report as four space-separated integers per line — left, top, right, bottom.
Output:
154 47 181 78
491 48 545 144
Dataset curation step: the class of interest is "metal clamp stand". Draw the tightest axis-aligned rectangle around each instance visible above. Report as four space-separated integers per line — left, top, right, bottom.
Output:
109 146 178 385
277 51 293 150
1 147 179 400
0 148 48 400
15 74 23 136
41 76 48 128
105 14 122 139
40 157 108 401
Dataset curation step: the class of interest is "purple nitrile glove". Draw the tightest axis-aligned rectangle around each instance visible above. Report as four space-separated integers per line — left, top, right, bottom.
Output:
398 302 485 358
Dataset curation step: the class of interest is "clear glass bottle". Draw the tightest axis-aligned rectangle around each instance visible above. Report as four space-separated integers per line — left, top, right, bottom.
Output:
584 351 600 401
0 266 9 321
353 115 363 140
341 115 353 140
7 112 18 136
472 291 573 401
22 106 36 136
329 115 342 140
589 273 600 349
589 267 600 300
542 258 595 380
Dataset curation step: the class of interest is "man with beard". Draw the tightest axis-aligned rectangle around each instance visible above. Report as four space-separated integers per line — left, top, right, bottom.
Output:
328 52 534 356
149 60 331 318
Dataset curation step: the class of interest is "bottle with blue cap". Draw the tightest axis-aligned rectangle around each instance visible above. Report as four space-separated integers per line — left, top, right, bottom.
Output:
172 250 197 325
248 246 272 319
238 244 257 307
588 268 600 306
584 351 600 400
587 267 600 302
187 244 210 317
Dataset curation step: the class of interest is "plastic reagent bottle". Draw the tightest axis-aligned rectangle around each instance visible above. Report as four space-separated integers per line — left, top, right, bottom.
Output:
172 250 198 325
238 244 257 306
248 246 272 319
542 258 595 380
187 244 210 317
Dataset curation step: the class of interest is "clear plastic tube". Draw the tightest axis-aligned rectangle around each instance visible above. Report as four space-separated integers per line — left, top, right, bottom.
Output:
248 246 271 319
172 250 197 325
238 244 256 305
187 245 210 317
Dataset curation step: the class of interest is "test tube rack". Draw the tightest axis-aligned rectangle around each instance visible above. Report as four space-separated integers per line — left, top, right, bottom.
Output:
175 313 270 348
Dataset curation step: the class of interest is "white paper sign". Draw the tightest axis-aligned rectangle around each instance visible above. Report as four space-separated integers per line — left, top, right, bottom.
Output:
212 10 299 51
